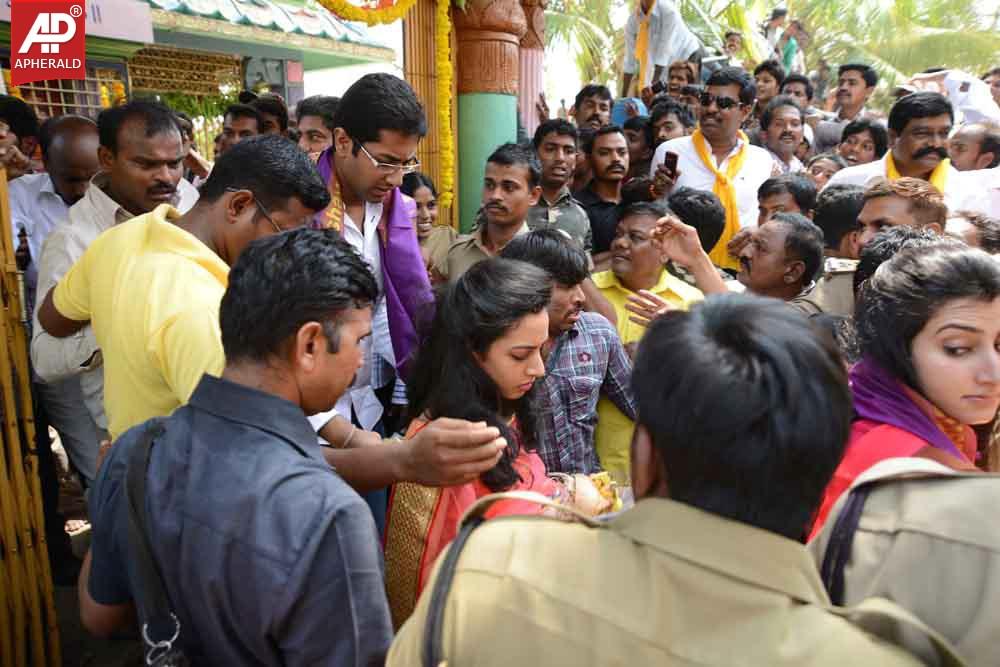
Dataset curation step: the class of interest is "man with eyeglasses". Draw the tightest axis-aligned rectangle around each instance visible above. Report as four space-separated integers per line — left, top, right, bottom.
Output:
37 136 328 442
310 73 435 532
650 67 777 271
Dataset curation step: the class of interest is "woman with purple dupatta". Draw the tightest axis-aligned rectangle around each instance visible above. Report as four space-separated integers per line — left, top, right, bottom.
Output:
811 243 1000 538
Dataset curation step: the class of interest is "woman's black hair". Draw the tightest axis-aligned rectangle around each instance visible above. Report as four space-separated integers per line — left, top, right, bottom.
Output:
400 171 437 199
841 118 889 158
855 243 1000 390
807 152 848 170
407 258 552 491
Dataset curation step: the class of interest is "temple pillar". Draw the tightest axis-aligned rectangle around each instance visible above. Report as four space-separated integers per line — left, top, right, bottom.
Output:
518 0 546 140
454 0 527 231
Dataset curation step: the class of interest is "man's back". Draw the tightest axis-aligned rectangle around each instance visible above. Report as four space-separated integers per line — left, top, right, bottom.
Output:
51 204 228 439
811 458 1000 665
88 376 393 665
390 498 927 665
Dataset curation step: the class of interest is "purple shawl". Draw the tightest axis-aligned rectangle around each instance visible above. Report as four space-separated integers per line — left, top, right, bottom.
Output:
849 356 965 459
315 150 434 379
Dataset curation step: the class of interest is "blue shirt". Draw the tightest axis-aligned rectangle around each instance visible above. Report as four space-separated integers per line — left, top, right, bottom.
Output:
534 312 636 474
88 375 393 665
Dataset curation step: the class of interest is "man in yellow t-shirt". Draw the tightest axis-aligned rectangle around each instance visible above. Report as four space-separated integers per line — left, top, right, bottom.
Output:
592 202 703 478
37 136 329 440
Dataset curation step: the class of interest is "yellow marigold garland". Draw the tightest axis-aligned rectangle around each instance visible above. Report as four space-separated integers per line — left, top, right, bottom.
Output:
317 0 418 25
434 0 454 209
318 0 455 209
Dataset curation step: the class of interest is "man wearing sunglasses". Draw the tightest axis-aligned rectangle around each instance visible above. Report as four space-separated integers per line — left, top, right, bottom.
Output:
650 67 778 272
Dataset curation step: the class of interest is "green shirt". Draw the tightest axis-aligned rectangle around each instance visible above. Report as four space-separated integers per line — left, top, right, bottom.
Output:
527 187 593 252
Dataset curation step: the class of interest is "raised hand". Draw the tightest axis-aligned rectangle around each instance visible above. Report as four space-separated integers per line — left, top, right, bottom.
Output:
625 290 674 328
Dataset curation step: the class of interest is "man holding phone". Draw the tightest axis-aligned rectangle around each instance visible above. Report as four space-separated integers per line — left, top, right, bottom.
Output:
650 67 777 271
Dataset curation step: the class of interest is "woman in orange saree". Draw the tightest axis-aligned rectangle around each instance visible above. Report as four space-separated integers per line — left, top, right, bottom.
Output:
384 258 561 628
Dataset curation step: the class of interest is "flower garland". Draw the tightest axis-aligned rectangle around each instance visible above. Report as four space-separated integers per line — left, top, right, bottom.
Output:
317 0 418 25
434 0 454 209
318 0 455 209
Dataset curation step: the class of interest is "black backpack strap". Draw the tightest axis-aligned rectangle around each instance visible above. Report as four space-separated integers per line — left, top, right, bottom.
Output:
124 419 182 654
819 484 873 606
421 515 484 667
419 491 602 666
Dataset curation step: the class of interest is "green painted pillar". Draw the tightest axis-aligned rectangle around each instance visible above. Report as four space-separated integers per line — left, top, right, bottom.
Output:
453 0 527 233
457 94 517 231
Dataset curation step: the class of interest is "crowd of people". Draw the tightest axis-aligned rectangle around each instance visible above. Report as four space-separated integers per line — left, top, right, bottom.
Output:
1 1 1000 663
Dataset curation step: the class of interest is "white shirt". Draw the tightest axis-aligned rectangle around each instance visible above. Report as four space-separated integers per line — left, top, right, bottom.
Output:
9 173 71 301
651 134 776 229
30 173 199 428
768 150 804 174
940 70 1000 125
333 201 394 432
623 0 700 87
824 153 978 213
961 166 1000 219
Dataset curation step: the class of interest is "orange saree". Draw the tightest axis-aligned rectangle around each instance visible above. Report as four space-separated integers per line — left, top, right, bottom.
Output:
383 418 559 628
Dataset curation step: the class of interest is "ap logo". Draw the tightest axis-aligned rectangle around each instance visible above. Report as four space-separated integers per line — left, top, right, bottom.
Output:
11 1 86 86
18 11 78 54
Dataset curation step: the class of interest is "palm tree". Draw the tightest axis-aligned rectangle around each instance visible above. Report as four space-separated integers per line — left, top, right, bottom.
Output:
544 0 623 86
546 0 1000 96
793 0 1000 88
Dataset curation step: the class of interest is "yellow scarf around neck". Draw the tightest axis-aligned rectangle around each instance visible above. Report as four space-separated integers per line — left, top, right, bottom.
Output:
634 5 652 90
692 128 748 270
885 151 950 194
321 155 345 232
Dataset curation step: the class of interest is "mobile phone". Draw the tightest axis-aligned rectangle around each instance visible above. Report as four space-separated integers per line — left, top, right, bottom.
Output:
651 80 667 94
662 151 679 178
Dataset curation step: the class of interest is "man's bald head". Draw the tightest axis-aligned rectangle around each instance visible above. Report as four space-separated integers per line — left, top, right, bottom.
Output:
40 115 100 206
948 121 1000 172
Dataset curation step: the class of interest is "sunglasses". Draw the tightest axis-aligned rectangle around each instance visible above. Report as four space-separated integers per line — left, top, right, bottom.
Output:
698 93 743 110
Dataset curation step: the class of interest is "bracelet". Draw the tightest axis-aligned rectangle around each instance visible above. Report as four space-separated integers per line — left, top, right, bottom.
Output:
343 425 357 448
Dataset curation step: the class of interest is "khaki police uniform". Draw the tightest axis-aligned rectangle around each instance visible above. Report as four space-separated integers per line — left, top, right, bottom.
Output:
389 496 959 666
443 221 530 283
422 224 457 279
794 257 858 317
811 457 1000 666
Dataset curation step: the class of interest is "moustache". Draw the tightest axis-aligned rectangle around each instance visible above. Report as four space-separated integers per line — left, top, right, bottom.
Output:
914 146 948 160
148 183 176 196
780 133 796 141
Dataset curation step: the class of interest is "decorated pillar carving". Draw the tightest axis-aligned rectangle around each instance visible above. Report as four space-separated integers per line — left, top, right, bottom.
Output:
454 0 527 230
518 0 546 139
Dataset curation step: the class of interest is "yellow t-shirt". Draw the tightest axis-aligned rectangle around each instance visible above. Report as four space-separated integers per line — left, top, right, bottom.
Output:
591 269 703 479
53 204 229 440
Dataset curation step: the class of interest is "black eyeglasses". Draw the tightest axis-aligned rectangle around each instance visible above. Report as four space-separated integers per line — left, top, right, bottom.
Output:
699 92 743 110
226 187 282 233
352 138 421 175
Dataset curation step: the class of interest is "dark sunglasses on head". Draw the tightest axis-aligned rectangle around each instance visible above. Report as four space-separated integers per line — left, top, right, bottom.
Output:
699 92 742 110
